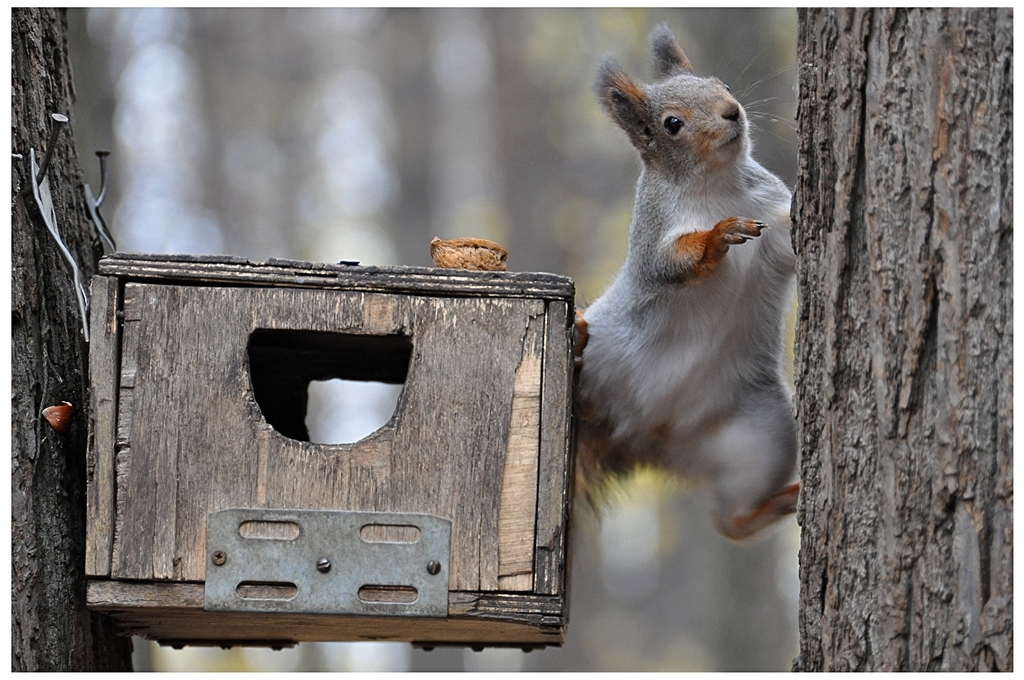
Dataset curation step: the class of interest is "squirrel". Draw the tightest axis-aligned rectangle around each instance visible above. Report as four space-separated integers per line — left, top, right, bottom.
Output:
574 24 798 540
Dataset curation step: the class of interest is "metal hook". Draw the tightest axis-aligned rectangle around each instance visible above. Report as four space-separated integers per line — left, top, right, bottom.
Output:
95 150 111 206
35 113 68 184
85 150 117 254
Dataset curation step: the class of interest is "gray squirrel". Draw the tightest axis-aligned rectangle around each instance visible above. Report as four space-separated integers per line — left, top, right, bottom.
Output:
574 25 798 540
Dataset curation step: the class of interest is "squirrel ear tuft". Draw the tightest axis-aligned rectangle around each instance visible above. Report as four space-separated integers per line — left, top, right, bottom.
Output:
649 23 693 79
595 57 645 109
595 57 654 152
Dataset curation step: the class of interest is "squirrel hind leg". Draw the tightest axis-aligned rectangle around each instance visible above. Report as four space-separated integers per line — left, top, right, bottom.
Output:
698 401 798 540
716 483 799 541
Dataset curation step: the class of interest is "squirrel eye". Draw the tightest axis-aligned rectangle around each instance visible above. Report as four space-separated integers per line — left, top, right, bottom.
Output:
663 116 683 135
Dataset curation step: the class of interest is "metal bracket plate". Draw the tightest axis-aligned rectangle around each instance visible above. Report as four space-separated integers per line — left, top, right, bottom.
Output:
204 509 451 617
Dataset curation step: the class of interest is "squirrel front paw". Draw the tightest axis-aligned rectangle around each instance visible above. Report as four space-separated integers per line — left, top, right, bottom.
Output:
710 216 765 250
573 309 589 369
673 216 766 282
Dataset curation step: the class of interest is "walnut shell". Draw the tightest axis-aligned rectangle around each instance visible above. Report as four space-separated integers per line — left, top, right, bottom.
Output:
429 237 508 271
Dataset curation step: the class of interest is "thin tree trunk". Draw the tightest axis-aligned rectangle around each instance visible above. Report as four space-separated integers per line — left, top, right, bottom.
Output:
793 8 1012 671
11 7 133 671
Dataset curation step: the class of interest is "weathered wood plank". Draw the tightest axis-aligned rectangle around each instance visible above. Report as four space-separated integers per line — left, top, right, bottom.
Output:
108 446 131 576
447 591 564 624
86 581 565 646
497 575 534 592
110 285 154 579
114 289 140 449
171 287 264 581
116 286 185 580
534 301 575 595
85 276 121 577
87 580 564 618
149 286 184 580
97 253 574 301
496 312 544 591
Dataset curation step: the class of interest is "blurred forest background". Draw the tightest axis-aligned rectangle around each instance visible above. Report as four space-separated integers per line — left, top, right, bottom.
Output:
66 7 799 672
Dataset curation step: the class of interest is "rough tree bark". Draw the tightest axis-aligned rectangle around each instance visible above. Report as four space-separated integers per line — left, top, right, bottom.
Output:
11 7 133 671
793 8 1011 671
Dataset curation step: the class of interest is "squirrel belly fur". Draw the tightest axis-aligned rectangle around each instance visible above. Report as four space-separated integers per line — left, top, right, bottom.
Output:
575 25 798 540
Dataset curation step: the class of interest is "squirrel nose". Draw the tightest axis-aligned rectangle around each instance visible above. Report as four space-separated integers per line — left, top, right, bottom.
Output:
722 103 740 122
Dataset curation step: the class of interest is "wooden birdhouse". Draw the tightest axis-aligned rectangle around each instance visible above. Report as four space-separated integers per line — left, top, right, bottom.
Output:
85 253 576 650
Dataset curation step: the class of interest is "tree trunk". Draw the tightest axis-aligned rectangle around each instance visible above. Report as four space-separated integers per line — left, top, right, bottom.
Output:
11 7 133 671
793 8 1011 671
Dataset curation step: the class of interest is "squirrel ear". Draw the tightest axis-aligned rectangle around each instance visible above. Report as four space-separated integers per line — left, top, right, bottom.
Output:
649 23 693 79
595 57 655 152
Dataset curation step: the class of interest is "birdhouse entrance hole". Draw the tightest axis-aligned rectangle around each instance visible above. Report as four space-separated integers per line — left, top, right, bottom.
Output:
247 329 411 444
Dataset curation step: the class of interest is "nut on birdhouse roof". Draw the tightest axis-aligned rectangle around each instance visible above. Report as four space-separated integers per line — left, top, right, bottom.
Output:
430 237 508 271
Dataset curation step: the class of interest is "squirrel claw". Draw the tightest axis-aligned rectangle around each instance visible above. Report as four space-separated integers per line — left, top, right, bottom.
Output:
732 217 765 237
721 233 750 245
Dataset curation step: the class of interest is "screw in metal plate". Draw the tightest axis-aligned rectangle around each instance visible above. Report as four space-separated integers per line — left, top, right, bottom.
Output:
316 557 331 573
426 560 441 575
212 550 226 566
